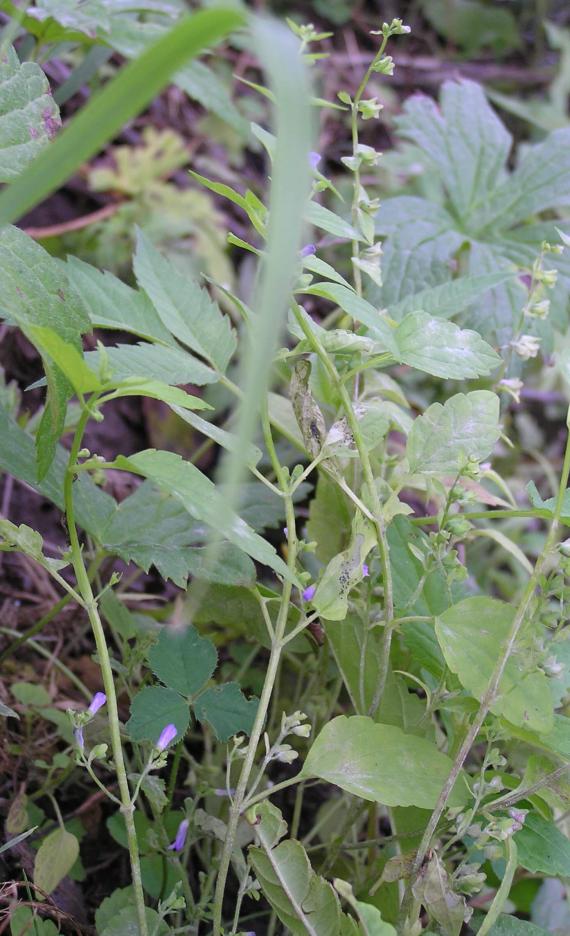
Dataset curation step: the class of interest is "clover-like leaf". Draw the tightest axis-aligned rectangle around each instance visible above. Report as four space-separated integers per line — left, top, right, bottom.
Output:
148 625 217 697
126 686 189 744
194 683 258 742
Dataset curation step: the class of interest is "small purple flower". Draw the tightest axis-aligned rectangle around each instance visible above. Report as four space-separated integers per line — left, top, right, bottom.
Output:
302 584 316 602
309 151 321 170
168 817 190 852
362 564 369 578
88 692 107 716
300 244 317 258
74 726 84 752
156 723 178 751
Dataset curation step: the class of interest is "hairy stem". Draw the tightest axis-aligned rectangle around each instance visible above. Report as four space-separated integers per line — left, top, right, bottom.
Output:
400 418 570 929
211 401 298 936
64 405 148 936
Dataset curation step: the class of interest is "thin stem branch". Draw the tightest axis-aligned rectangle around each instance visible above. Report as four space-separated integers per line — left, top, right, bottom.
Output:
64 404 148 936
401 418 570 928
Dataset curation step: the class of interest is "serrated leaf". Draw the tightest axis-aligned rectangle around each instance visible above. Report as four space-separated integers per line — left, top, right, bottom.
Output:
248 801 344 936
111 449 296 583
10 907 58 936
148 625 217 696
514 813 570 877
406 391 501 474
194 682 258 741
86 342 216 387
65 256 176 346
33 828 79 895
172 406 262 468
474 128 570 232
436 597 554 733
386 271 515 322
133 228 236 373
126 686 190 743
395 79 512 221
484 916 551 936
0 45 61 182
100 482 256 587
302 716 468 809
393 312 501 379
0 226 90 477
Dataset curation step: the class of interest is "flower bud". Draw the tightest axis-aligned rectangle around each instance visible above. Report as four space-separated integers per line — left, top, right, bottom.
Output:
168 817 190 852
88 692 107 716
156 723 178 751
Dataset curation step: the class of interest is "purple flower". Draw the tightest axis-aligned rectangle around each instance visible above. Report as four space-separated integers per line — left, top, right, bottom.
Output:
156 723 178 751
74 726 84 752
168 817 189 852
300 244 317 258
309 151 321 170
88 692 107 716
362 564 369 578
302 584 316 602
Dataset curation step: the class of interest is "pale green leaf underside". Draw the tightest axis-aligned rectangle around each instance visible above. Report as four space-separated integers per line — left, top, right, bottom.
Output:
394 312 501 379
407 390 501 474
436 597 553 733
302 715 468 809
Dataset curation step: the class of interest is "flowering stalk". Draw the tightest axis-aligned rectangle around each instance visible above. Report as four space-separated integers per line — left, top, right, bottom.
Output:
64 404 148 936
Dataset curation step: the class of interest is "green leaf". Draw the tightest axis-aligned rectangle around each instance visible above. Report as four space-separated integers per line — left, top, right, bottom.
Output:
248 801 344 936
301 282 396 350
514 813 570 877
126 686 190 743
302 716 468 809
27 325 102 394
10 907 58 936
0 225 90 476
33 827 79 895
148 625 217 696
436 597 554 733
111 449 296 583
100 906 169 936
86 342 216 387
95 887 136 935
354 901 397 936
387 272 514 323
0 7 246 225
421 0 519 55
306 200 361 241
474 128 570 232
65 256 176 346
133 227 236 373
406 391 501 474
194 682 258 741
172 406 262 468
0 701 18 718
393 313 501 379
395 79 512 221
483 916 551 936
106 377 211 411
313 511 376 621
100 481 256 587
0 45 61 182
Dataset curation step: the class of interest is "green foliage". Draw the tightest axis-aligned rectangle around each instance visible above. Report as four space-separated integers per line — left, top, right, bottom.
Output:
1 6 570 936
302 716 468 808
128 624 258 743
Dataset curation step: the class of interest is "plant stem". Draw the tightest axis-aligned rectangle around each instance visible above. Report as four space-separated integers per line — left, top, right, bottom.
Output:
211 401 298 936
477 839 518 936
292 304 394 711
400 418 570 930
64 405 148 936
